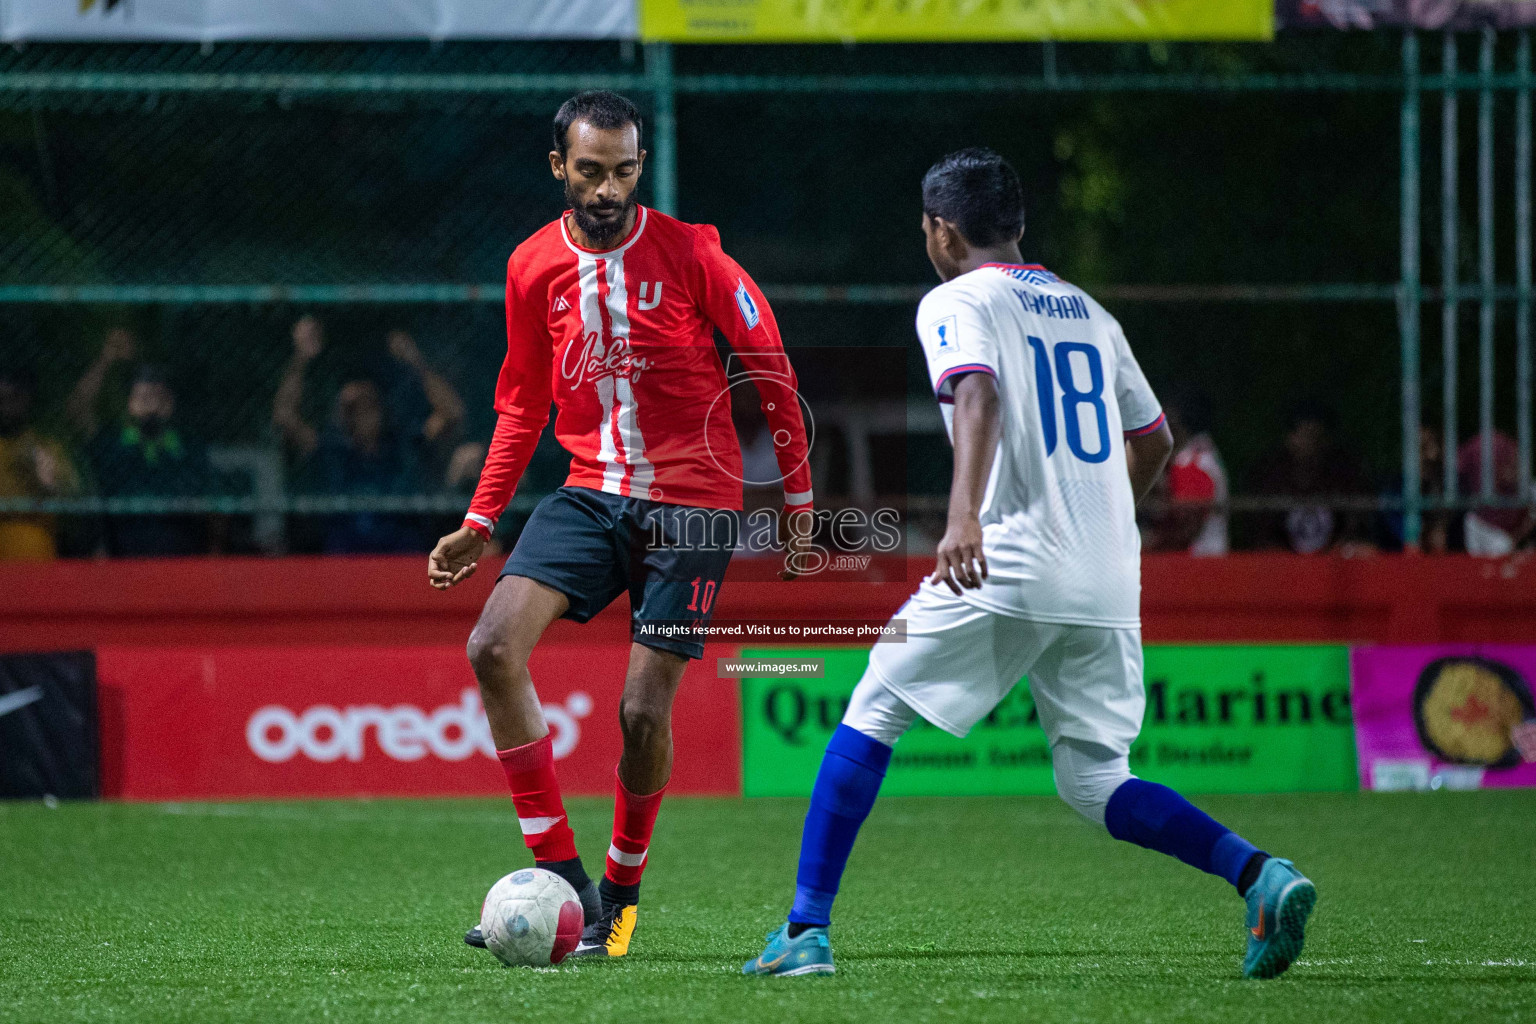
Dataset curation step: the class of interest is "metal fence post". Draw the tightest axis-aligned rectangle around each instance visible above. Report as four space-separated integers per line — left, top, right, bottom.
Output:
1401 30 1423 547
1517 30 1533 501
1478 26 1496 499
645 41 679 218
1442 31 1459 501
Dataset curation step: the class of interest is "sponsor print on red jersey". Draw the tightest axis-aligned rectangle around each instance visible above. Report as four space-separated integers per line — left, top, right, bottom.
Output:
464 207 814 538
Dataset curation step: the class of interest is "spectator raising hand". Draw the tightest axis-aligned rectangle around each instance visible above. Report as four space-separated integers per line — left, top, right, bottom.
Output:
272 315 325 457
387 329 465 447
273 316 472 554
66 327 138 439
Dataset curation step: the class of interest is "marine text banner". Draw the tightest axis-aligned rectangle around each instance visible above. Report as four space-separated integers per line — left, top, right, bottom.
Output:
740 645 1355 797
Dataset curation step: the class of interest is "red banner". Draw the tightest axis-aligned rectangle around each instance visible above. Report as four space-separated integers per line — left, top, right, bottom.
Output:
96 643 740 799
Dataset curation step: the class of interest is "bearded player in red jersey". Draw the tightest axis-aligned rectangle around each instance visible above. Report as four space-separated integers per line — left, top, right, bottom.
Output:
428 91 815 959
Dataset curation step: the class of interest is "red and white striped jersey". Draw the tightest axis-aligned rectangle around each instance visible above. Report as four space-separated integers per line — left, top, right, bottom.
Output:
464 206 814 539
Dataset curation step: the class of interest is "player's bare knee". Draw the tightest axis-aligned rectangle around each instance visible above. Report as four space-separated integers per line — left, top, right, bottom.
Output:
466 628 526 682
617 696 670 749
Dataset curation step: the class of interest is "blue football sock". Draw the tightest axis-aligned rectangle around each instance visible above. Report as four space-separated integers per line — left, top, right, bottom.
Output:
1104 778 1264 892
788 724 893 927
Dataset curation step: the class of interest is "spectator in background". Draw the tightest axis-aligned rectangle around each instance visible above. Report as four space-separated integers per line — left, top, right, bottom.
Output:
273 316 469 553
1458 431 1535 557
86 366 210 556
383 328 474 486
66 326 140 439
1379 425 1460 553
1253 400 1374 554
0 366 81 560
1143 392 1228 556
445 440 489 493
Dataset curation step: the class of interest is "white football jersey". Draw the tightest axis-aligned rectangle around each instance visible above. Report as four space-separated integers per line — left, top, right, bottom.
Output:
916 263 1164 628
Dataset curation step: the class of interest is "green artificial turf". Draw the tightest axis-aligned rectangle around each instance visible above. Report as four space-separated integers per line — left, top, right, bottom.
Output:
2 792 1533 1023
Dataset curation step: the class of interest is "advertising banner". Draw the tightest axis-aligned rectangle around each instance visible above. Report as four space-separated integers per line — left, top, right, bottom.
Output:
95 643 739 799
1351 645 1536 791
740 645 1355 797
0 1 637 42
0 651 98 799
1277 1 1536 29
641 0 1274 42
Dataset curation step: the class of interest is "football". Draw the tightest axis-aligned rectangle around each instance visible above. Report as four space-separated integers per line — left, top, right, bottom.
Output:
478 868 585 967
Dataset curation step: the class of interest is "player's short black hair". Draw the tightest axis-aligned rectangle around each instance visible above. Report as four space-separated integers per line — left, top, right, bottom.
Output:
553 91 643 157
921 147 1025 248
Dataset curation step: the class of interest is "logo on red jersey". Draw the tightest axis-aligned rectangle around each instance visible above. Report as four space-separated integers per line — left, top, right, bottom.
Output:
551 294 572 313
734 280 761 329
637 281 664 311
561 332 653 389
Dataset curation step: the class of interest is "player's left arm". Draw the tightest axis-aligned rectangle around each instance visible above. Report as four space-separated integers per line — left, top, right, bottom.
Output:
692 227 816 578
1126 425 1175 505
1112 322 1173 504
915 285 1001 593
933 370 1001 595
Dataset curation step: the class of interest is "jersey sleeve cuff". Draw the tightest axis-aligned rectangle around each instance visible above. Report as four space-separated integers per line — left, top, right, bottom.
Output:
1124 411 1167 437
463 513 495 541
783 488 814 514
934 363 998 397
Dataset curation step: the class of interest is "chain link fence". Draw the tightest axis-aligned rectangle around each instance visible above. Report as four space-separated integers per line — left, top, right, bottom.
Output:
0 36 1531 557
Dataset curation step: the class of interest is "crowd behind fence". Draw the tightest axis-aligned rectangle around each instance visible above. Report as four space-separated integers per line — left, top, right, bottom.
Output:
0 35 1532 559
3 316 1532 559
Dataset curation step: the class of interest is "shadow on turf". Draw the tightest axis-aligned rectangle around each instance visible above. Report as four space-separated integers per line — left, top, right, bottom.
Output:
579 950 1048 967
843 947 1207 963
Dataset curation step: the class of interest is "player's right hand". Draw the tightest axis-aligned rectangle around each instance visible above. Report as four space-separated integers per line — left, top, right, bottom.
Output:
428 526 486 590
930 514 987 596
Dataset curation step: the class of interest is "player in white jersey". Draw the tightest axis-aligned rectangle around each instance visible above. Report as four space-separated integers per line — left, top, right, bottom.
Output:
746 148 1315 981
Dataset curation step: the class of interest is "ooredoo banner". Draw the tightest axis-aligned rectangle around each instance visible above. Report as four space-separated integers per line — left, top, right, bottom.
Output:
1351 645 1536 791
95 644 739 799
740 645 1356 797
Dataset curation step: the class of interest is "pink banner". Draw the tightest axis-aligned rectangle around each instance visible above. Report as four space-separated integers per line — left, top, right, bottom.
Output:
1351 645 1536 790
1279 1 1536 30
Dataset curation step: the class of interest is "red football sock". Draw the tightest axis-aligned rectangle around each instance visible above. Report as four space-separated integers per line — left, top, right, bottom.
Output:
605 771 666 887
498 735 578 863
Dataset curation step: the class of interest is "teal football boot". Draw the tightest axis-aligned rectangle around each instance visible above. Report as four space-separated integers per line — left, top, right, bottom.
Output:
1242 857 1317 979
743 923 835 977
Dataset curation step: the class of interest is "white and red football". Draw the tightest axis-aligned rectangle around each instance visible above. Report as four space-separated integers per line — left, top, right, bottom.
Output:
479 868 584 967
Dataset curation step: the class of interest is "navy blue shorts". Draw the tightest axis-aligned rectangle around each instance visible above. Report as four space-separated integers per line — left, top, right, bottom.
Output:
500 486 740 660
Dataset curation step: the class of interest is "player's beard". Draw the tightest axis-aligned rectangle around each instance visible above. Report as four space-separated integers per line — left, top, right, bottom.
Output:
566 184 636 247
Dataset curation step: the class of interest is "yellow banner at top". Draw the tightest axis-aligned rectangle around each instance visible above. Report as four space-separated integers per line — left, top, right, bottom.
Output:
640 0 1275 42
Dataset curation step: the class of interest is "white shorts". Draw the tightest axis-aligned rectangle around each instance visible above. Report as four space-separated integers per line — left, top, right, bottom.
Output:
866 583 1145 756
